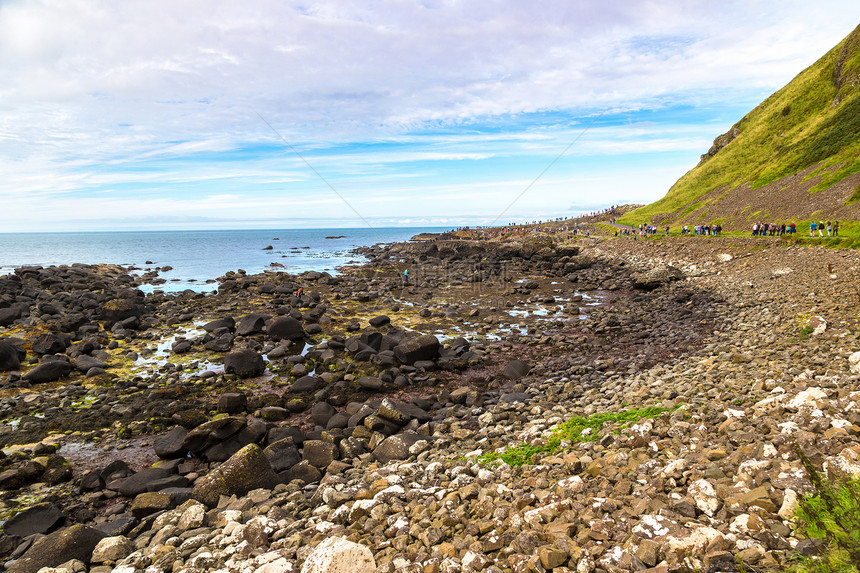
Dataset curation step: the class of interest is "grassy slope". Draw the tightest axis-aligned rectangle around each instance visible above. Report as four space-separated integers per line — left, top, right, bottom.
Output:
621 24 860 226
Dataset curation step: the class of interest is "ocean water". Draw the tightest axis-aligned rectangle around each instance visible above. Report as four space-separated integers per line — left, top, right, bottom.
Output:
0 227 443 292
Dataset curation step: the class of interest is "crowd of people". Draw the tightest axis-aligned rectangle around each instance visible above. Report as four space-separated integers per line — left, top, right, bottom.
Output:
751 222 796 236
682 224 723 236
808 220 839 237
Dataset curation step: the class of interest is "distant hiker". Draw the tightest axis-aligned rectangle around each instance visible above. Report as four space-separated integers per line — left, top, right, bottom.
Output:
826 221 832 236
819 221 825 237
810 222 817 236
403 269 409 285
295 287 303 297
833 221 839 236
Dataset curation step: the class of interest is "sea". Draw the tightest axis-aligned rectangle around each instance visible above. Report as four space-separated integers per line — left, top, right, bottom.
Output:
0 227 444 293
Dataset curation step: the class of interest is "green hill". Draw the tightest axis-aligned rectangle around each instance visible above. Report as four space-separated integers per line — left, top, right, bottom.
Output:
621 23 860 231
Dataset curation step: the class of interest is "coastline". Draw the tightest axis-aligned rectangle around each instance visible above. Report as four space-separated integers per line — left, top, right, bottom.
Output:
0 230 859 571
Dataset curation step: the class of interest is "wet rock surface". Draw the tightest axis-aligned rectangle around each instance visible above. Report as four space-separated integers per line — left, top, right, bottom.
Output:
0 236 858 571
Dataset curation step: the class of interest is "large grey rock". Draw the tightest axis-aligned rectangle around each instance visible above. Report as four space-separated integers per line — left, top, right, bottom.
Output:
0 340 21 371
302 440 338 469
5 524 105 573
191 444 279 507
236 313 270 336
502 359 531 380
263 438 301 473
154 426 189 459
117 467 172 497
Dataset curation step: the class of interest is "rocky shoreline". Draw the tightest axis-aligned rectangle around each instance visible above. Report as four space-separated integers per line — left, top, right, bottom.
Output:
0 232 859 573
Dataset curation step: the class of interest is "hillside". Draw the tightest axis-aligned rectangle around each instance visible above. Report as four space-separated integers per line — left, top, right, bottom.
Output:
622 23 860 230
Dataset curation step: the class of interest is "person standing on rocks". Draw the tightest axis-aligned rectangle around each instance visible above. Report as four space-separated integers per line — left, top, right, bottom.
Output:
403 269 409 285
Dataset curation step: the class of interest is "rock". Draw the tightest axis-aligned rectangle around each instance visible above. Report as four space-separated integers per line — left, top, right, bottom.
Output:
224 349 265 378
218 392 248 414
73 355 108 373
357 376 384 391
311 402 336 427
3 503 64 537
90 536 134 563
5 524 105 573
393 334 440 364
31 334 69 356
289 376 321 393
203 317 235 333
266 317 306 341
236 313 270 336
100 298 141 322
372 432 430 464
0 340 21 371
116 467 172 497
502 359 530 380
264 439 302 473
22 359 72 383
280 460 322 485
192 444 279 506
300 536 375 573
302 440 339 468
632 264 685 290
129 492 173 518
368 315 391 327
688 479 721 517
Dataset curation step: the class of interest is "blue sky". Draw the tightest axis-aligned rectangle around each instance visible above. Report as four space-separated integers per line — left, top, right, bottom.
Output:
1 1 859 231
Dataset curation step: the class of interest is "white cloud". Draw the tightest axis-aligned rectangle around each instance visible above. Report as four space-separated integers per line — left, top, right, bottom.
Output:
0 0 858 230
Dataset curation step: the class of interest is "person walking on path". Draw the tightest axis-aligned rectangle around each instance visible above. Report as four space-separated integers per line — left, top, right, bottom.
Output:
827 221 832 236
819 220 825 237
810 221 817 236
833 221 839 237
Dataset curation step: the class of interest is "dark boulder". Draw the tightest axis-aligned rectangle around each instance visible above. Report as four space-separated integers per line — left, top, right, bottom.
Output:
22 359 72 383
0 340 21 371
311 402 336 427
263 438 302 472
368 315 391 328
31 334 69 356
191 444 279 507
393 334 440 364
289 375 321 393
5 524 105 573
100 298 141 322
236 313 270 336
218 392 248 414
204 333 234 352
154 426 189 459
224 349 265 378
202 317 235 333
266 316 305 341
3 503 64 537
116 467 172 497
502 359 531 380
302 440 338 468
632 264 685 291
73 355 108 373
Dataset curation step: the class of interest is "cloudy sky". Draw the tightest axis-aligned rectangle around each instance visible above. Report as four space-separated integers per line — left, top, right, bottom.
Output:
1 1 858 231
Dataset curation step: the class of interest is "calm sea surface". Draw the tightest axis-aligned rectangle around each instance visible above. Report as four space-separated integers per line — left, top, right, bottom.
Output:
0 227 443 292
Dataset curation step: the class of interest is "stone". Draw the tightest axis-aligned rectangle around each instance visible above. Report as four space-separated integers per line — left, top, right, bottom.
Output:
3 503 64 537
688 478 721 517
264 438 302 473
203 316 235 333
502 360 530 380
393 334 440 364
22 360 72 383
153 427 189 459
5 524 105 573
368 315 391 327
290 376 322 393
130 492 173 518
90 536 134 563
224 349 266 378
357 376 384 391
311 402 336 427
192 444 279 506
237 313 270 336
0 340 21 371
218 392 248 414
372 432 430 464
300 536 375 573
302 440 339 468
267 316 306 341
116 468 172 497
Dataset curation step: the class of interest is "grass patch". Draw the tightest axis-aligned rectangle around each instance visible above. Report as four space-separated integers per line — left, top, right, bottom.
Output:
790 444 860 572
479 405 677 467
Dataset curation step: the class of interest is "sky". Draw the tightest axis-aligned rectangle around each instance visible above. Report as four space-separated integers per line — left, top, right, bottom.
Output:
1 1 859 232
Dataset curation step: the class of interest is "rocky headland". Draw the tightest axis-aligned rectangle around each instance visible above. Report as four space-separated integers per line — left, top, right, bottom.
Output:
0 232 859 573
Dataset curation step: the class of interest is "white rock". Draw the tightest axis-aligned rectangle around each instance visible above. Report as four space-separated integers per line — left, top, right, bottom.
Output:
778 489 799 520
91 536 134 563
177 502 207 530
850 351 860 374
688 479 720 517
254 557 296 573
300 537 375 573
787 387 828 410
